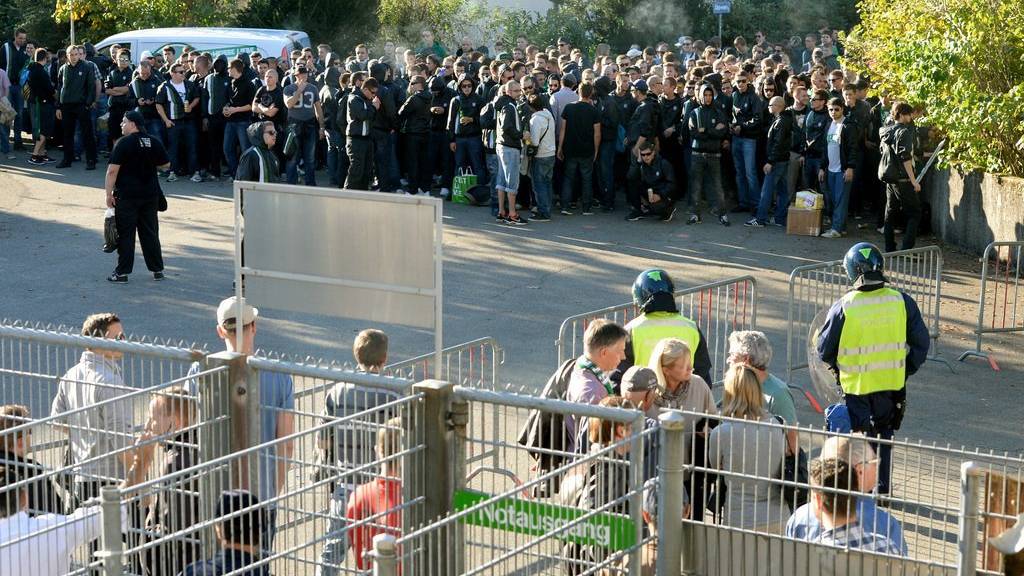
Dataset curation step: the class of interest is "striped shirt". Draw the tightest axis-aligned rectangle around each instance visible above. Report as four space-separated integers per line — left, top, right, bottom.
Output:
815 521 905 555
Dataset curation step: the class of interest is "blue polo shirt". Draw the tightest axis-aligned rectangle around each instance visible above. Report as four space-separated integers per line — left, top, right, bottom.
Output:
785 496 907 555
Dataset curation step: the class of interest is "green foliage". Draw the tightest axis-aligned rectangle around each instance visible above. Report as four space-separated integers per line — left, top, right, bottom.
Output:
845 0 1024 176
235 0 379 56
50 0 237 45
377 0 487 47
0 0 68 50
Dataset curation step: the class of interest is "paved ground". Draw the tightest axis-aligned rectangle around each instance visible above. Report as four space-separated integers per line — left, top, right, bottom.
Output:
1 156 1021 455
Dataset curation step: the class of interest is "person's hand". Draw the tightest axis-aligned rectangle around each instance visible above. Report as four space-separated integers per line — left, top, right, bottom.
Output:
222 106 231 117
372 96 381 110
460 116 473 125
557 149 564 161
431 106 443 114
732 125 740 134
106 192 116 208
649 191 661 203
912 180 921 193
716 123 727 131
763 163 772 174
184 102 191 114
164 119 174 129
663 127 675 137
698 127 705 133
449 142 456 152
318 126 326 140
844 167 854 182
56 109 62 121
818 169 825 182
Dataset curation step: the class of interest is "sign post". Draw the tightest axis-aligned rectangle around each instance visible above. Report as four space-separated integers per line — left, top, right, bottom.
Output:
713 0 732 46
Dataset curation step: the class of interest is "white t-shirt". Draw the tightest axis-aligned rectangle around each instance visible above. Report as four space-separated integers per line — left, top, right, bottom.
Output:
171 80 186 101
0 504 128 576
827 120 843 173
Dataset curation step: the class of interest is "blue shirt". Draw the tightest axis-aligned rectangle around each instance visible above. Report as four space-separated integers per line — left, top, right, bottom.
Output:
785 495 908 555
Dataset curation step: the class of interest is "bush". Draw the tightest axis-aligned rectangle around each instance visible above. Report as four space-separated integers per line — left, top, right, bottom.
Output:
844 0 1024 177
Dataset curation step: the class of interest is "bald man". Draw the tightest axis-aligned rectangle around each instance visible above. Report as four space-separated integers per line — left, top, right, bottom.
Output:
746 95 794 228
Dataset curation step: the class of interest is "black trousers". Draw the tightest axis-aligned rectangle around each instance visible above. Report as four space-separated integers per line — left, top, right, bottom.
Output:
402 132 430 192
108 104 131 150
61 103 96 164
883 180 921 252
345 136 374 190
115 196 164 275
204 117 226 177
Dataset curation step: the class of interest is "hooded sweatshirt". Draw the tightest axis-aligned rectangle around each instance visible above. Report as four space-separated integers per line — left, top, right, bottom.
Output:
428 76 454 132
319 66 343 133
688 83 728 153
592 76 621 144
732 84 763 139
447 73 483 140
369 62 397 132
398 82 432 135
203 56 231 120
236 122 280 182
878 122 914 183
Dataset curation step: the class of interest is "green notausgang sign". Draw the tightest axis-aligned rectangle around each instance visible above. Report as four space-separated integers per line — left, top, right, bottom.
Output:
452 489 637 551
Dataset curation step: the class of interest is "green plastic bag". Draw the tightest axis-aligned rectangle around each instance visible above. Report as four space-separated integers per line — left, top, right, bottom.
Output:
452 168 478 205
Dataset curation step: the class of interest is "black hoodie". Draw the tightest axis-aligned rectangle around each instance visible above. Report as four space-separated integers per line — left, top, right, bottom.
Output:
369 62 397 132
236 122 279 182
687 83 728 153
319 66 343 132
398 82 432 135
428 76 454 132
765 108 794 163
447 73 483 140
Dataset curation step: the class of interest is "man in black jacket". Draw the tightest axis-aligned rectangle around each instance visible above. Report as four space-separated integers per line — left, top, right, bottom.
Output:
686 83 731 226
627 141 675 221
593 76 620 211
222 58 256 180
155 63 201 182
447 73 485 180
803 89 831 192
56 45 97 170
235 121 279 182
104 48 134 150
131 61 165 145
345 77 379 190
731 72 762 211
398 75 432 194
625 79 658 220
748 96 793 227
0 28 29 150
369 62 398 191
25 48 57 165
427 76 455 197
878 102 922 252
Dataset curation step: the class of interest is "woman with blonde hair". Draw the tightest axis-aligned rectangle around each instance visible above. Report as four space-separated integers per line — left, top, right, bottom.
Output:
707 364 789 533
648 337 716 520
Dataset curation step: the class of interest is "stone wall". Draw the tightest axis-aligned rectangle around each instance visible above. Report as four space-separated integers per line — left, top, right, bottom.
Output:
926 169 1024 256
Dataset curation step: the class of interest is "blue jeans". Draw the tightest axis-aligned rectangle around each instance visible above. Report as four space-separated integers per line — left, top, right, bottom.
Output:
223 121 251 177
531 155 555 218
0 121 9 153
732 137 759 209
597 140 616 207
7 88 23 148
486 152 499 216
166 121 197 175
496 145 521 194
315 483 351 576
826 169 852 233
286 121 318 185
144 118 165 146
561 155 594 211
325 129 344 187
756 161 790 224
803 157 823 193
454 136 485 182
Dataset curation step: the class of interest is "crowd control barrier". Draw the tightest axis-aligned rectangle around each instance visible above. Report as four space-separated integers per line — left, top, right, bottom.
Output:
958 241 1023 371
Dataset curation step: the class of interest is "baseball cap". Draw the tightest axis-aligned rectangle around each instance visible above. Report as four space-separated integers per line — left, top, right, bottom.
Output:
140 51 154 60
621 366 658 393
626 47 643 59
675 35 692 47
630 79 649 93
216 296 259 328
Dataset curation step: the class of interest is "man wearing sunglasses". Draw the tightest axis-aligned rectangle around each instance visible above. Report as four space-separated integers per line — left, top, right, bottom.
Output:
627 141 676 222
155 64 201 182
236 120 279 183
103 49 134 150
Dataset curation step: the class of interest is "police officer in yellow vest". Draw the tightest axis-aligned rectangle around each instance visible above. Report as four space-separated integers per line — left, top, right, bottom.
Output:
817 242 930 496
614 268 713 386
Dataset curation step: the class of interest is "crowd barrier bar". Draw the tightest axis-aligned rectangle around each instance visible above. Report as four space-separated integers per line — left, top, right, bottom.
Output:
958 241 1023 371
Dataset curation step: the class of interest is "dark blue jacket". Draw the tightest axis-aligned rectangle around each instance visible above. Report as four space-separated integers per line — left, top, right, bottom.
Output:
817 284 930 430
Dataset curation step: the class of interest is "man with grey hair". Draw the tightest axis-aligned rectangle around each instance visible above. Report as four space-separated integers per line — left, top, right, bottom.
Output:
745 95 793 227
727 330 798 453
785 434 907 554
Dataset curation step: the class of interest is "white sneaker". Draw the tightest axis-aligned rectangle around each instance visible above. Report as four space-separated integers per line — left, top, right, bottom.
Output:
440 188 450 198
166 172 178 182
820 229 842 238
190 172 203 183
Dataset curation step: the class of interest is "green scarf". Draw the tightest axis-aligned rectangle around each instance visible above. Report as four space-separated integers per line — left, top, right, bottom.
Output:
577 357 614 396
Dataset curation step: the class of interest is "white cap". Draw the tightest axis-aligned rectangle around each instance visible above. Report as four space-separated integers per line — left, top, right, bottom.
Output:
140 51 154 60
216 296 259 328
675 35 692 47
626 48 642 58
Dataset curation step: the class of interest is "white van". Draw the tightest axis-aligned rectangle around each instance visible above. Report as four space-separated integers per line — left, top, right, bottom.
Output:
95 27 311 65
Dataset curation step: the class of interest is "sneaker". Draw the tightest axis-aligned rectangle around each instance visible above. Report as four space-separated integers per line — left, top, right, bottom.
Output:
560 209 573 216
28 155 46 165
769 219 785 228
601 205 615 213
167 172 178 182
532 214 551 222
820 229 842 238
687 214 702 225
569 202 578 210
581 210 594 216
5 154 15 160
190 172 203 183
153 271 165 281
85 162 96 171
107 273 128 284
660 207 676 222
55 161 72 169
440 187 451 198
496 212 508 223
894 228 904 234
506 214 528 226
744 217 765 228
44 156 57 164
719 214 731 227
625 209 644 221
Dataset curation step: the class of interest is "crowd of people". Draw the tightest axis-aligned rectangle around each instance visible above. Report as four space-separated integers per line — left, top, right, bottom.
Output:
1 26 928 247
0 240 929 574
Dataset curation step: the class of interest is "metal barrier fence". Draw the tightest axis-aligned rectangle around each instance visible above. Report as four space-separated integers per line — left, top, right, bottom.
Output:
555 276 758 385
786 246 949 412
958 241 1023 371
383 337 504 389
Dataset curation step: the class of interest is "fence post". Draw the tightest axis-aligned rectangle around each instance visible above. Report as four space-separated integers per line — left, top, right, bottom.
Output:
413 379 454 574
98 486 124 576
958 461 984 576
656 411 686 576
450 396 469 575
371 534 399 576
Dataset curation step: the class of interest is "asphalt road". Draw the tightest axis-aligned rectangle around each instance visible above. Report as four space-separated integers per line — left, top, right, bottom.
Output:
1 157 1021 454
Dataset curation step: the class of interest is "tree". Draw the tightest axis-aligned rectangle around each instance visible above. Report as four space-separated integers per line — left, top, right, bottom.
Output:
51 0 236 45
377 0 487 48
235 0 379 56
844 0 1024 176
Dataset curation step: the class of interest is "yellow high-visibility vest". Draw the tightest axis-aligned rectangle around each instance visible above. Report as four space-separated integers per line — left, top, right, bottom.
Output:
625 311 701 368
837 287 908 396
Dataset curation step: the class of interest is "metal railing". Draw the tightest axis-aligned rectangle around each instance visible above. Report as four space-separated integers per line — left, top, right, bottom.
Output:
786 246 950 412
555 276 758 385
383 337 504 389
958 241 1023 371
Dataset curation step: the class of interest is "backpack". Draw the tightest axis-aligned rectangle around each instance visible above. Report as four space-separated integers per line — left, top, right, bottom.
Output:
516 358 576 495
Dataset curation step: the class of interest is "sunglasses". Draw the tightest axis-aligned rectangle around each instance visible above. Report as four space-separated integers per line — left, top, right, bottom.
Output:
827 107 843 112
640 151 653 157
